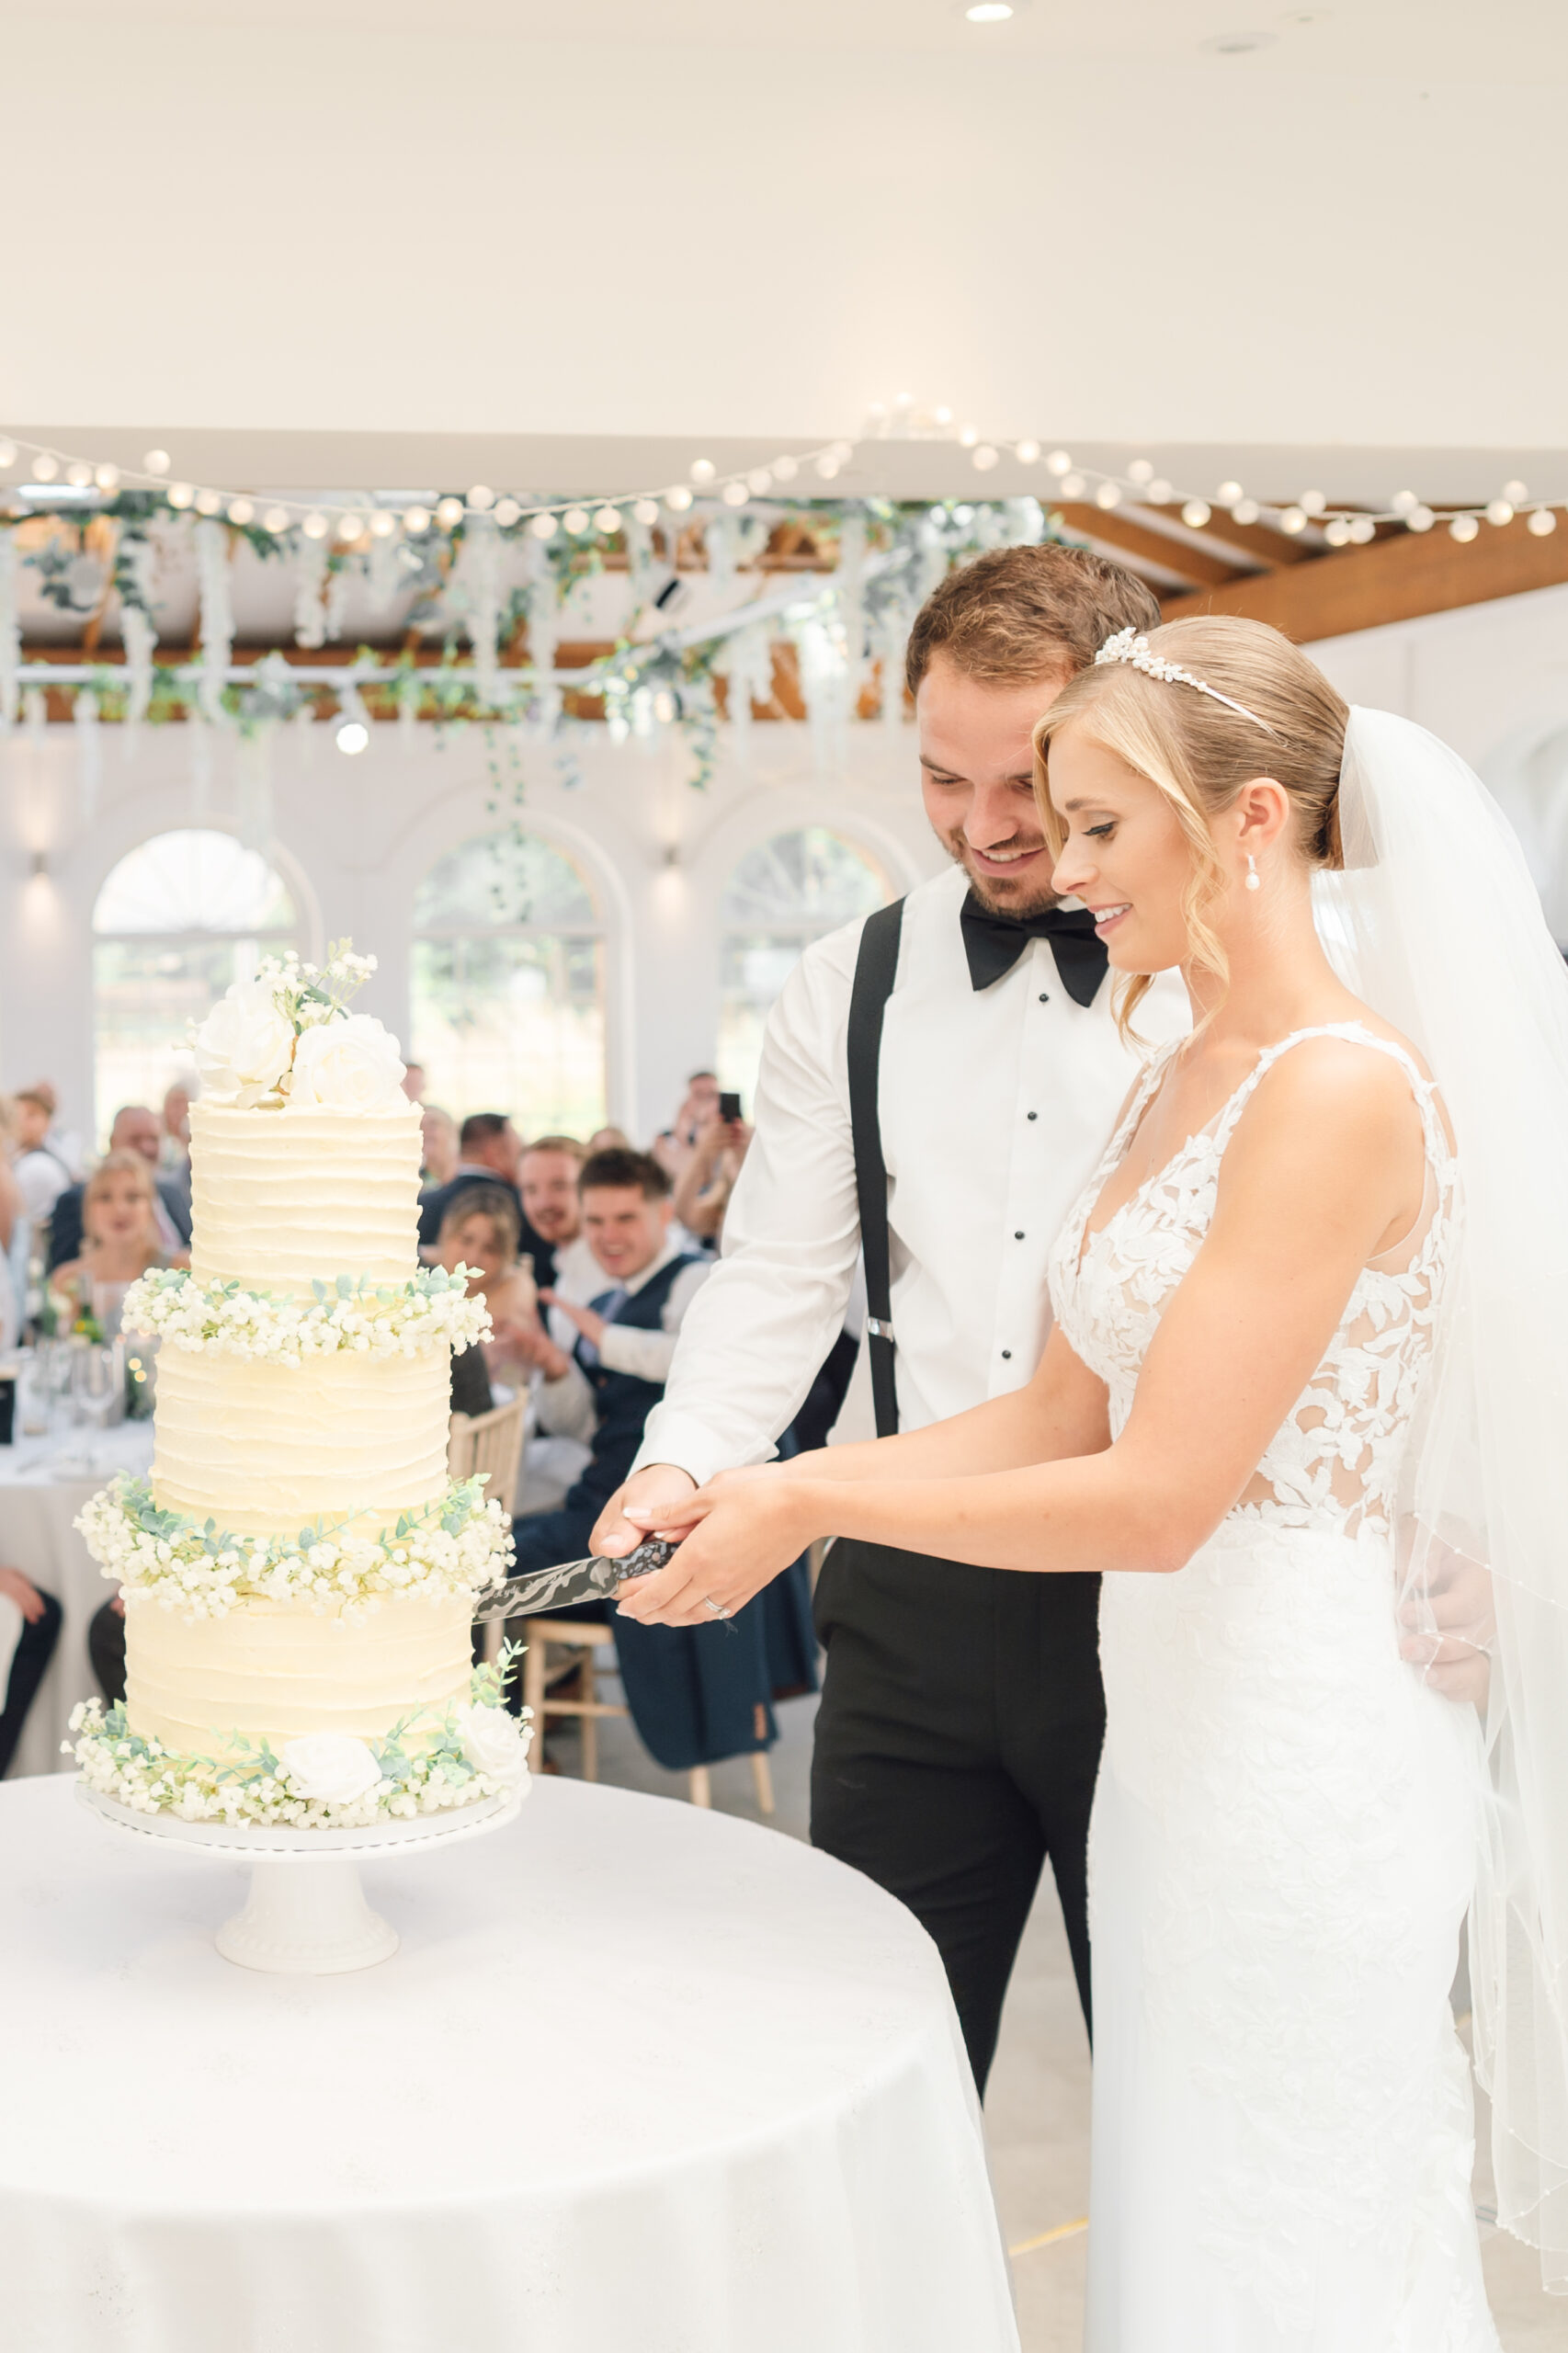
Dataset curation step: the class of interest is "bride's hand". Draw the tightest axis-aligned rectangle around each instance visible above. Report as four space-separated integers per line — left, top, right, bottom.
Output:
611 1464 820 1627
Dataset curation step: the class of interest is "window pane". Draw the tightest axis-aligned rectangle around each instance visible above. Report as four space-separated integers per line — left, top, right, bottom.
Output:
409 938 607 1138
94 936 280 1141
414 833 598 931
718 830 891 1098
94 828 296 936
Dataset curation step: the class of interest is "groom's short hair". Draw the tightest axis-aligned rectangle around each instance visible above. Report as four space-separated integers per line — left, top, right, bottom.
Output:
904 544 1162 698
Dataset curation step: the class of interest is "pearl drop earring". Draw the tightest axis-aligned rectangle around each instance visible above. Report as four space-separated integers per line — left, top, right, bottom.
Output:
1244 854 1261 892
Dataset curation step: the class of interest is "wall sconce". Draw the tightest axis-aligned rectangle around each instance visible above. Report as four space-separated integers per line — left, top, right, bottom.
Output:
660 843 681 870
28 849 50 880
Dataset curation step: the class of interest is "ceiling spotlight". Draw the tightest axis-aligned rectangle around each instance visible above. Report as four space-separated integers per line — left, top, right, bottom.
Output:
965 4 1015 19
143 449 171 475
403 506 432 536
689 458 716 483
335 720 369 756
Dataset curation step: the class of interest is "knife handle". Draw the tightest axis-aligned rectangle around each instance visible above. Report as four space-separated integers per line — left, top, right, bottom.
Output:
607 1536 677 1579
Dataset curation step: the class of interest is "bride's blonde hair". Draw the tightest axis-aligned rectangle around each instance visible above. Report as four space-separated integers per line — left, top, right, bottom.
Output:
1033 615 1349 1036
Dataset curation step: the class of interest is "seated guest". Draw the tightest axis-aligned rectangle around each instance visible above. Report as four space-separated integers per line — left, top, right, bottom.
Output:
416 1112 528 1246
670 1107 752 1246
0 1564 62 1779
49 1106 193 1270
517 1135 586 1290
587 1126 632 1154
89 1593 127 1706
9 1087 74 1234
159 1084 191 1171
494 1152 790 1775
420 1104 460 1187
50 1150 187 1328
433 1187 533 1418
402 1062 427 1104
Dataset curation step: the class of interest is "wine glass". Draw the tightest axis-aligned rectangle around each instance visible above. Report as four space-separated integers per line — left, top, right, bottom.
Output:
71 1343 123 1474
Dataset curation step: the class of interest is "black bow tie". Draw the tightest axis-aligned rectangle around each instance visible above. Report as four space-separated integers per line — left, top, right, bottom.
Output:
960 892 1109 1006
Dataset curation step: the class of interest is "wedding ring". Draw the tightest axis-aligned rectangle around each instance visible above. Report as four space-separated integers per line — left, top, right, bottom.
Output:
702 1596 732 1620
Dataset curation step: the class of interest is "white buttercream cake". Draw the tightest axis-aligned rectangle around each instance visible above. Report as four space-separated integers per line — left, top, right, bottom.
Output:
70 949 526 1826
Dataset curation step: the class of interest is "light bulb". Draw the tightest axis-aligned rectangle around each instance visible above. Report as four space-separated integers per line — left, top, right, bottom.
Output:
1216 480 1244 508
1146 478 1173 505
1094 480 1120 509
1528 506 1559 537
1299 489 1325 516
594 505 622 532
95 462 120 492
632 498 661 525
168 482 195 508
335 720 369 756
1503 479 1528 504
1449 514 1480 542
143 449 171 475
1324 517 1352 547
403 506 432 536
959 425 980 448
934 406 953 427
1231 497 1261 526
831 440 855 464
528 511 556 539
1280 506 1308 534
0 440 15 469
262 505 291 533
1058 472 1085 498
337 514 365 542
562 506 590 534
971 445 1000 472
494 499 520 527
965 4 1015 20
665 485 694 512
369 507 397 536
31 453 59 482
1181 498 1210 529
195 488 222 516
1045 449 1072 475
1485 499 1514 527
1391 490 1418 516
814 455 840 480
1015 439 1040 465
772 455 799 483
746 467 774 494
951 505 975 526
301 510 328 539
1407 506 1435 533
467 483 494 511
653 688 677 724
227 496 255 525
66 460 93 488
689 458 716 483
1127 458 1154 484
1348 516 1376 543
721 480 749 505
435 495 464 529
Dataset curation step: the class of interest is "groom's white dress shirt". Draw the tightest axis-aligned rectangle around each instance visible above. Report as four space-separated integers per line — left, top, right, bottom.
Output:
636 861 1187 1486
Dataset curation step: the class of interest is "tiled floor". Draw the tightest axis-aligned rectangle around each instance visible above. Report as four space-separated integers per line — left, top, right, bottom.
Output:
569 1688 1560 2348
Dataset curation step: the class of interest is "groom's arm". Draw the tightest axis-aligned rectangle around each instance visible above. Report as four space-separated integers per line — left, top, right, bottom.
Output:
591 932 863 1553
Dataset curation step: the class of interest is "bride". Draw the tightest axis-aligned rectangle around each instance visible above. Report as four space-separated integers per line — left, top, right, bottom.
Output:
614 615 1568 2347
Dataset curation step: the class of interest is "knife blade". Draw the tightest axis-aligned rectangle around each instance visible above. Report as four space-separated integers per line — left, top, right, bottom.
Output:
471 1536 678 1624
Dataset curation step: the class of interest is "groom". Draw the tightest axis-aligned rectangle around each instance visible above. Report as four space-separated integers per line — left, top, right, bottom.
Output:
594 543 1180 2090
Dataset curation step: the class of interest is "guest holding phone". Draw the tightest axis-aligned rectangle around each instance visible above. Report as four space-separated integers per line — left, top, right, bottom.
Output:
672 1092 752 1246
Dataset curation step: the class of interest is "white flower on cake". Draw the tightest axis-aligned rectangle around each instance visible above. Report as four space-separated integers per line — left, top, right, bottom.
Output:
459 1703 528 1784
193 977 297 1108
289 1013 405 1113
277 1733 383 1805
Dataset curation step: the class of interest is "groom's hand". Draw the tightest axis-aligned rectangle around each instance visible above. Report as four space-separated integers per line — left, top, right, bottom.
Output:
590 1464 698 1560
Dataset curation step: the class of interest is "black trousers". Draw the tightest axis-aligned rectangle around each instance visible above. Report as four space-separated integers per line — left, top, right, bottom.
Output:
811 1539 1104 2097
0 1588 62 1779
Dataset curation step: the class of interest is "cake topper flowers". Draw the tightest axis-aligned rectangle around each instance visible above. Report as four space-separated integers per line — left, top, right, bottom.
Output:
192 942 406 1111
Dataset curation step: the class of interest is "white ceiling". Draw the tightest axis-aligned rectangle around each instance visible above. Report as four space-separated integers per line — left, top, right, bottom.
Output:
6 2 1567 480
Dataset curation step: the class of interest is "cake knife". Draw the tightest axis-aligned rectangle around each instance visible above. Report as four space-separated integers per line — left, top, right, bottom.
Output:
470 1536 684 1623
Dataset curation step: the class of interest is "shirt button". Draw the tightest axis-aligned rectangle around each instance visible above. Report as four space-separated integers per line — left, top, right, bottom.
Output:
1027 1110 1038 1120
1014 1231 1025 1239
1001 1349 1012 1360
1038 993 1049 1003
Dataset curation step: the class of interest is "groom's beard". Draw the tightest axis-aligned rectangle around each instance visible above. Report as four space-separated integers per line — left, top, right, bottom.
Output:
937 823 1062 917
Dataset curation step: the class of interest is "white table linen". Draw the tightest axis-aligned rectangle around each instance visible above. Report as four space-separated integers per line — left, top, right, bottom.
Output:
0 1773 1019 2353
0 1423 153 1778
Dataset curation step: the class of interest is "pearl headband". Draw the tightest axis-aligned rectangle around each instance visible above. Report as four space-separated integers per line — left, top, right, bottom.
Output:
1094 628 1281 737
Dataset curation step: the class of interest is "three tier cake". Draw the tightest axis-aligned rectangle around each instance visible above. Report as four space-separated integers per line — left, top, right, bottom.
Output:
68 946 528 1826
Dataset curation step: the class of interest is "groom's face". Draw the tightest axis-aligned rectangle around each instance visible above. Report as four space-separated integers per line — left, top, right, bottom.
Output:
917 653 1069 913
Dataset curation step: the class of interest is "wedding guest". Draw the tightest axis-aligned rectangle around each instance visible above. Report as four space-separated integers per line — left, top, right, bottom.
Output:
402 1062 428 1103
89 1593 127 1706
50 1150 187 1327
433 1188 530 1415
650 1071 722 1181
517 1135 585 1289
9 1088 74 1232
28 1080 85 1182
587 1126 632 1154
416 1112 526 1245
160 1084 191 1170
420 1104 460 1187
48 1107 192 1270
671 1108 752 1245
0 1564 62 1779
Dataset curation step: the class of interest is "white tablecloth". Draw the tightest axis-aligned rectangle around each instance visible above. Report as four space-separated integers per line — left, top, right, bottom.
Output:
0 1774 1019 2353
0 1425 154 1779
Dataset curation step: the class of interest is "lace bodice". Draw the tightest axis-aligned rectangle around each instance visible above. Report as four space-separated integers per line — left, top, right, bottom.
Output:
1049 1022 1460 1540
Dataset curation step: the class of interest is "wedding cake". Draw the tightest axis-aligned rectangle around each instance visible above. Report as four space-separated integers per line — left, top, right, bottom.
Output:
68 947 528 1827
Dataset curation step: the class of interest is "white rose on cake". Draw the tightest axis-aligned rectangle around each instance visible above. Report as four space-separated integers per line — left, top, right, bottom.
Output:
277 1733 383 1805
460 1704 528 1784
290 1014 406 1113
194 977 297 1108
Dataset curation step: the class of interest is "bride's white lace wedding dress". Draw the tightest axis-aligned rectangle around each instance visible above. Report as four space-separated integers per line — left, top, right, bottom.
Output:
1051 1022 1500 2352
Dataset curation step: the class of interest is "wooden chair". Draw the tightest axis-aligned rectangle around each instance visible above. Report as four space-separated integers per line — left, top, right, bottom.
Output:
449 1397 528 1663
520 1622 774 1813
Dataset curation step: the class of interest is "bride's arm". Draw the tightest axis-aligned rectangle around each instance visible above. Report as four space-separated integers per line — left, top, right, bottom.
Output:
618 1040 1424 1625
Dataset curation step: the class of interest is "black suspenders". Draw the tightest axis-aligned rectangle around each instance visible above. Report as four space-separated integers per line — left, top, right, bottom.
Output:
846 898 906 1439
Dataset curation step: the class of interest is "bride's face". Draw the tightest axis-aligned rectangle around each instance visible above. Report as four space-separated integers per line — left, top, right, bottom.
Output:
1046 723 1200 973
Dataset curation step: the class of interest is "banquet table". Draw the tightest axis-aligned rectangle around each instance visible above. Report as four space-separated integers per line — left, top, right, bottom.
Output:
0 1422 153 1779
0 1772 1020 2353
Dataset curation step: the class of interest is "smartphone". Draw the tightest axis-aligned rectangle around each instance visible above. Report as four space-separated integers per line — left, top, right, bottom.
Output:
718 1091 743 1124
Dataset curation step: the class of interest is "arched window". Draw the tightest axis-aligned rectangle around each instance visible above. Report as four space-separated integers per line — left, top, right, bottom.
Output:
718 827 892 1099
93 828 300 1142
410 831 607 1134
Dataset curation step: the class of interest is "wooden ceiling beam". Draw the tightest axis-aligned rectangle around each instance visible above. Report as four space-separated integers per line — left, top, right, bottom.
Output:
1159 513 1568 638
1054 505 1246 590
1141 501 1316 568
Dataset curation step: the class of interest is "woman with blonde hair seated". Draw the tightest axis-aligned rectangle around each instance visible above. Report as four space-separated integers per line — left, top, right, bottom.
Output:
49 1149 187 1334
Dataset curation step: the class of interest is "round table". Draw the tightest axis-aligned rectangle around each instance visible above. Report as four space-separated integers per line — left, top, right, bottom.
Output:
0 1774 1020 2353
0 1423 153 1779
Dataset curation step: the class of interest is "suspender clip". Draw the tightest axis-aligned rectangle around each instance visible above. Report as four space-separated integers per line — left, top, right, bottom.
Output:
866 1316 895 1343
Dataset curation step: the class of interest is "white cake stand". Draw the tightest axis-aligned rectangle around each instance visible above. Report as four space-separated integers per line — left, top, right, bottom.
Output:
75 1779 528 1975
